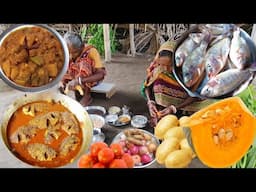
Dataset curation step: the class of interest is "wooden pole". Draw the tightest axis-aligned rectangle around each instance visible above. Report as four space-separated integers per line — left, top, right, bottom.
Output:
103 24 111 62
129 24 136 57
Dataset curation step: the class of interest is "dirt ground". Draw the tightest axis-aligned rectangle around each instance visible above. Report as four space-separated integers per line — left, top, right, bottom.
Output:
91 53 153 116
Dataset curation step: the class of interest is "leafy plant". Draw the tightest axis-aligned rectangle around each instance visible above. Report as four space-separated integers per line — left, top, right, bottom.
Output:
237 84 256 116
231 84 256 168
80 24 118 56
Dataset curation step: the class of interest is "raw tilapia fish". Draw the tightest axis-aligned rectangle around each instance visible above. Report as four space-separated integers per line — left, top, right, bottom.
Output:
205 37 231 78
229 28 250 69
182 34 210 87
200 68 253 97
200 24 234 36
175 33 204 67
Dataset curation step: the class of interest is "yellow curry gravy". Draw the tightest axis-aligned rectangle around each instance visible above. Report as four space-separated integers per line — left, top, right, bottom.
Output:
7 101 83 167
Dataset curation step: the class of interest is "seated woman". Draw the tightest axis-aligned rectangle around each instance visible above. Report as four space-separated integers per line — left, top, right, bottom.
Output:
60 32 106 106
142 40 216 127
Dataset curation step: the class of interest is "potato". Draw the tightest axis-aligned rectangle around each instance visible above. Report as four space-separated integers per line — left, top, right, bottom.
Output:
164 149 192 168
156 137 179 164
179 138 196 158
155 115 179 140
46 63 58 77
163 126 185 141
2 60 11 77
179 116 191 127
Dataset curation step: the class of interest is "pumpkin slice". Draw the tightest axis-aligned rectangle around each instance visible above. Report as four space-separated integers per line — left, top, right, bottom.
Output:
188 97 256 168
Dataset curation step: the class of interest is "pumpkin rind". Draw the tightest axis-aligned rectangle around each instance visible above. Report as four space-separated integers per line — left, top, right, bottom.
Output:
188 97 256 168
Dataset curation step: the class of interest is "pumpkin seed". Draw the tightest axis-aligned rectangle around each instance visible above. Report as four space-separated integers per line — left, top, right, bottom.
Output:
213 135 219 145
218 128 225 139
215 109 223 115
225 129 233 141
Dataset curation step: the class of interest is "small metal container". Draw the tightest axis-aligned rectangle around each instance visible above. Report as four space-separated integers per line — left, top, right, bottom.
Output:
89 114 105 129
108 106 121 115
131 115 148 128
85 106 106 116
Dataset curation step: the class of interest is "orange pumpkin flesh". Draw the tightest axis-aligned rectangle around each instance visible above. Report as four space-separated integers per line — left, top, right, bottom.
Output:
188 97 256 168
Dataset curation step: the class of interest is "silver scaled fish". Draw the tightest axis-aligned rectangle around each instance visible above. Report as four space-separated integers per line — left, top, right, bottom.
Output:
200 68 253 97
175 33 204 67
229 28 250 69
205 37 231 78
182 34 210 87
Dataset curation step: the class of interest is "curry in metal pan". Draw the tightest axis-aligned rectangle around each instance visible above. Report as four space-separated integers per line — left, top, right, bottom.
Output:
0 26 64 87
7 101 83 167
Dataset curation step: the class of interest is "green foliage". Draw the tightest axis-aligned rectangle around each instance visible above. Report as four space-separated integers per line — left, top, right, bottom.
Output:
80 24 118 56
231 84 256 168
237 84 256 116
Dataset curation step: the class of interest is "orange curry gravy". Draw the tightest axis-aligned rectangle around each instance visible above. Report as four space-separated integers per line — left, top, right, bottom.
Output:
7 101 83 167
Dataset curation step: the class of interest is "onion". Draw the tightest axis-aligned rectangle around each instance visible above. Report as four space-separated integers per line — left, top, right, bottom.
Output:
140 154 152 164
119 140 126 147
130 145 139 155
147 143 157 153
139 146 149 155
132 155 141 165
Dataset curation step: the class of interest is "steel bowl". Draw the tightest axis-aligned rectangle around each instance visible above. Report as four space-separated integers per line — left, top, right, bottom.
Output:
89 114 106 129
131 115 148 128
172 25 256 99
85 106 106 116
0 91 93 168
111 128 160 168
0 24 69 92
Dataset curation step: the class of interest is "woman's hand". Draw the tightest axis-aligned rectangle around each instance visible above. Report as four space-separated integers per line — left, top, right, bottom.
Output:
157 105 177 119
147 100 158 118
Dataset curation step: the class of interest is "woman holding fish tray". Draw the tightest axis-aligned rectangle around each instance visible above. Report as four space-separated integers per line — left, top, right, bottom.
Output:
59 32 106 106
142 24 255 127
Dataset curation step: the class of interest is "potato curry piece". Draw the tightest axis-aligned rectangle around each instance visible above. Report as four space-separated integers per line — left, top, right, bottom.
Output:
7 101 83 168
0 26 64 87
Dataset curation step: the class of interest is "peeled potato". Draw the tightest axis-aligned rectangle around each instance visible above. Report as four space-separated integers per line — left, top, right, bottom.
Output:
155 115 179 140
179 138 196 158
179 116 191 127
163 126 185 141
156 137 179 164
164 149 192 168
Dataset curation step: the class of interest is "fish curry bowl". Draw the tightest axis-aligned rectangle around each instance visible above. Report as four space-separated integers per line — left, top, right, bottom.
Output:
0 92 93 168
0 24 69 92
172 24 256 99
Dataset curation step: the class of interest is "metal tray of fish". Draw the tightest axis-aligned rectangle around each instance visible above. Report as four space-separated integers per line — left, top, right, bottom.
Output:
172 24 256 99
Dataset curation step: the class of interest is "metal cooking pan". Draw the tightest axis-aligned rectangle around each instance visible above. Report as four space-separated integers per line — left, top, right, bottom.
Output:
0 92 93 168
172 25 256 99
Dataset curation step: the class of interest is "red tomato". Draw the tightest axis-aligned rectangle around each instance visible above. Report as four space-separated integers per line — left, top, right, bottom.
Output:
109 159 128 168
78 154 93 168
92 162 105 168
90 142 108 158
122 153 134 168
98 148 115 164
110 143 124 158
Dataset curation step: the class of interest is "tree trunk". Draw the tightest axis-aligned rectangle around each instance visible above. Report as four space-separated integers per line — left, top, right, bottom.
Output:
129 24 136 57
103 24 111 62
